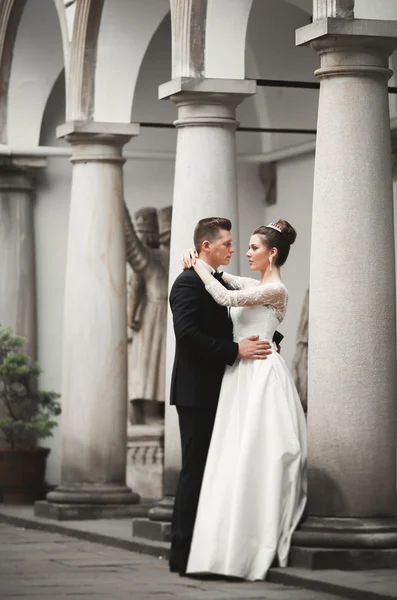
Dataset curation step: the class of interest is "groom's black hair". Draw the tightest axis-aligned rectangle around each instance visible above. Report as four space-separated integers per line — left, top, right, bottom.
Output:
194 217 232 253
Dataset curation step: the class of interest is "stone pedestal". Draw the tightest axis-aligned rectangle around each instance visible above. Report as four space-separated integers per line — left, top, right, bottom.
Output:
132 78 255 539
294 18 397 567
36 122 140 520
126 424 164 502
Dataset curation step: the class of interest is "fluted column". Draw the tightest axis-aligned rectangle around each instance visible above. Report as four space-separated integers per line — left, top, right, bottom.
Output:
0 160 42 359
293 18 397 566
42 122 140 516
136 78 255 531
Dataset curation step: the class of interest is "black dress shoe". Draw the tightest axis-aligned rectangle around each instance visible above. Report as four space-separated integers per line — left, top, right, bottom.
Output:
169 562 187 575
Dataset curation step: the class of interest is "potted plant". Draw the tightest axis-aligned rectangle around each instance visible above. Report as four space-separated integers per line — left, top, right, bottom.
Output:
0 324 61 504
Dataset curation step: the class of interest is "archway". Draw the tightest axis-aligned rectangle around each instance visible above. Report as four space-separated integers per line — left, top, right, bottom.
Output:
7 0 64 147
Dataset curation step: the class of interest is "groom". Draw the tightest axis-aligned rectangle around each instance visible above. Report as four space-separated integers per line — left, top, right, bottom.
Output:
168 217 282 575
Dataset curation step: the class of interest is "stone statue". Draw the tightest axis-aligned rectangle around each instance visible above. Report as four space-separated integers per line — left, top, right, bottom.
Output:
127 207 159 344
125 203 171 425
292 288 309 413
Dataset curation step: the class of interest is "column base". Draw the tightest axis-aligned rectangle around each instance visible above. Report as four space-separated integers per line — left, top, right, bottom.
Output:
34 500 149 521
290 517 397 570
131 495 174 542
288 546 397 570
148 495 174 522
45 483 140 505
132 517 171 542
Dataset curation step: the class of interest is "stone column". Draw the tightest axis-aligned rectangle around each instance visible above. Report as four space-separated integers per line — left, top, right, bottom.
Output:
132 78 255 539
38 122 140 520
0 159 44 359
293 18 397 567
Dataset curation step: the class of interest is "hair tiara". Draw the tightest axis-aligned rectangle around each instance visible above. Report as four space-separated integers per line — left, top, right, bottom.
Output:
266 223 282 233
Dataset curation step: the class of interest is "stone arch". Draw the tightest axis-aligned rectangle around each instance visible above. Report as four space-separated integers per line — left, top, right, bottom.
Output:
0 0 65 147
282 0 312 15
93 0 170 123
170 0 255 80
282 0 397 19
52 0 72 73
66 0 104 121
246 0 318 152
0 0 26 143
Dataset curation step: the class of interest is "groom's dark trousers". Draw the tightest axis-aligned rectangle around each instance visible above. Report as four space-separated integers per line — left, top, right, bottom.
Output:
168 268 238 574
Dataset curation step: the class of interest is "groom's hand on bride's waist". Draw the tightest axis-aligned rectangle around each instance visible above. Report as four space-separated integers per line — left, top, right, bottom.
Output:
238 336 272 360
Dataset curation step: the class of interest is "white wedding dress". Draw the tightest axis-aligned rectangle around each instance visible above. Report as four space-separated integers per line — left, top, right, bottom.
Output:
186 273 307 581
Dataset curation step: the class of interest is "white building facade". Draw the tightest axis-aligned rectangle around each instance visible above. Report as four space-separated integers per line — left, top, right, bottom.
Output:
1 0 397 565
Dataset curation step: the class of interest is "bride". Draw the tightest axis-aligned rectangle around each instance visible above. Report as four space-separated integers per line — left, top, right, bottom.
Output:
183 219 307 581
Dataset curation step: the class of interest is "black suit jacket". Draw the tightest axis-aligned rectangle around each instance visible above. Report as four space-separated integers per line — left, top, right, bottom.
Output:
170 269 238 408
169 269 284 409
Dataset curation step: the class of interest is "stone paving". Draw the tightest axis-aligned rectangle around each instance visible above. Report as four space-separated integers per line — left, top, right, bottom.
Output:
0 523 343 600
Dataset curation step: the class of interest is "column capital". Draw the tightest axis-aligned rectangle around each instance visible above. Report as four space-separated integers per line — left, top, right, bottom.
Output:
297 18 397 53
56 121 140 144
159 78 256 129
56 121 140 165
159 77 256 104
0 156 47 171
0 157 46 193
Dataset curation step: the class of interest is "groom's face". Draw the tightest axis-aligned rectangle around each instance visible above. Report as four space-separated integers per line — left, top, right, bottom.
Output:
208 229 235 268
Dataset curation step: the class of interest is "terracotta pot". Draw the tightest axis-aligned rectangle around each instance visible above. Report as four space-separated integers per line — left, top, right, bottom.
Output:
0 447 50 504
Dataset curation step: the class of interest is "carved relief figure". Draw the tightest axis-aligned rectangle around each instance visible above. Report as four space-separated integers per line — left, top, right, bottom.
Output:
292 288 309 413
126 206 159 344
125 204 172 425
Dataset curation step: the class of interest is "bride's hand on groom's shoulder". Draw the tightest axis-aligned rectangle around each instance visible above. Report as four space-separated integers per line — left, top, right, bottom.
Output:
181 248 198 270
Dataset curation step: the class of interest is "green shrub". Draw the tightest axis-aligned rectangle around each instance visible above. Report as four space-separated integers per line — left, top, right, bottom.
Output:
0 325 61 449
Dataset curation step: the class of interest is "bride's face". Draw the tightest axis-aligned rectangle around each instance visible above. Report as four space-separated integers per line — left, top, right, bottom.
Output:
246 234 272 271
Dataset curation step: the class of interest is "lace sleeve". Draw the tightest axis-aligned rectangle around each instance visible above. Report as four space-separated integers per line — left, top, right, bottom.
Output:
222 272 260 290
205 280 288 317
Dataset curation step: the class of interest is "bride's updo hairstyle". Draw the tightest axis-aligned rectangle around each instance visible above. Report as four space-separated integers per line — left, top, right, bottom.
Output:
253 219 297 267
